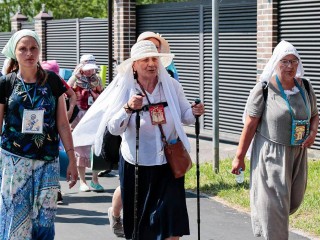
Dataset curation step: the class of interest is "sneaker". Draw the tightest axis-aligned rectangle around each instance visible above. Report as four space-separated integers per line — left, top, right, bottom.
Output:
108 207 125 238
90 181 104 192
79 184 90 192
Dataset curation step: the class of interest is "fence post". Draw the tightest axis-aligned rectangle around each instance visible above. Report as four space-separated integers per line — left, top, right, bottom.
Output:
11 7 28 32
34 4 53 62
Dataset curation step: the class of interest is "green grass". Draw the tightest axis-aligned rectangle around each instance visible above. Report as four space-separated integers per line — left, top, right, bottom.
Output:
185 158 320 238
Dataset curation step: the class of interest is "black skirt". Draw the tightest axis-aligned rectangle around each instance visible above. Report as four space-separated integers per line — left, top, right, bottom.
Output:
119 153 190 240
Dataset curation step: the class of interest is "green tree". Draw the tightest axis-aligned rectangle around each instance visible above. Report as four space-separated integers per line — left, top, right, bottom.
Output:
0 0 108 32
0 0 187 32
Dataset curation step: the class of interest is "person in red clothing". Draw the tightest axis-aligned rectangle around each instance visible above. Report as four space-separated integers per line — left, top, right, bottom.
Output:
67 54 104 192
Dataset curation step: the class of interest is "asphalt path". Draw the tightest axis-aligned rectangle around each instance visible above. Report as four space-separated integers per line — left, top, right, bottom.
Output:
55 170 313 240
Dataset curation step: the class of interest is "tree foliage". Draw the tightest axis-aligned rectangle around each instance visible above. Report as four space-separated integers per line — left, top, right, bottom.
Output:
137 0 187 4
0 0 187 32
0 0 108 32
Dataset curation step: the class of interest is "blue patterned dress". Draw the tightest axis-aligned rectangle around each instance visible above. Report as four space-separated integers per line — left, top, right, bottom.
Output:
0 71 66 239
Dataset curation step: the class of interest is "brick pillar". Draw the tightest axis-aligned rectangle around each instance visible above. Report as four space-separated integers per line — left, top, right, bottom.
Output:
34 4 53 62
11 8 28 32
257 0 278 81
114 0 136 64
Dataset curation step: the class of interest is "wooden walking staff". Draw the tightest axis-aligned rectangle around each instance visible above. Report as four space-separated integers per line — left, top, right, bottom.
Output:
195 98 201 240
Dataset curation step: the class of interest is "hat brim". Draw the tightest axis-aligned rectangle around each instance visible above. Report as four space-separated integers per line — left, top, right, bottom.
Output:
82 64 99 71
117 52 174 74
137 32 171 54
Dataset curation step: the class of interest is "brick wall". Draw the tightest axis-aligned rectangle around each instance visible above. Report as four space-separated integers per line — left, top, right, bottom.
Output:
114 0 136 64
257 0 278 81
34 9 53 62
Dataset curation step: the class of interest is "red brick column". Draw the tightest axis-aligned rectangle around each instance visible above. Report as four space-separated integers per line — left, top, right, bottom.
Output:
34 5 53 62
114 0 136 65
257 0 278 81
11 10 28 32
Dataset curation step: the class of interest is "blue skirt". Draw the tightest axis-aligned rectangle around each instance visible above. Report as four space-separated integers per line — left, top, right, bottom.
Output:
119 154 190 240
0 149 60 240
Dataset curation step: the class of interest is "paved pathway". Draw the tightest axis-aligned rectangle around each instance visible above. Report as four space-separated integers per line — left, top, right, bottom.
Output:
55 170 313 240
55 136 317 240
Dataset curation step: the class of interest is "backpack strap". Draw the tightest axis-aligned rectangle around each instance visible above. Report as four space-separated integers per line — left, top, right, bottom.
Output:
261 81 268 102
5 72 16 98
302 78 310 97
4 72 16 115
262 79 310 102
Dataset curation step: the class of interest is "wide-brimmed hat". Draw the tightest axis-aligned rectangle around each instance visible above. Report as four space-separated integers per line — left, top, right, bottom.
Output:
80 54 99 71
137 31 170 54
117 40 174 74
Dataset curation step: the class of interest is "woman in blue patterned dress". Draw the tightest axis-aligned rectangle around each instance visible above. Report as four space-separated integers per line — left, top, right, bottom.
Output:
0 30 78 239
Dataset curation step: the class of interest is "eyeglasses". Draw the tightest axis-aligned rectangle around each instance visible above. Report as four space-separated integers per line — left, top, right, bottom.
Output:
280 59 299 67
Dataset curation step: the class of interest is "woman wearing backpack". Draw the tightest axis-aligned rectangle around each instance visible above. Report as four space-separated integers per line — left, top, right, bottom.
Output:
0 29 78 239
232 40 319 240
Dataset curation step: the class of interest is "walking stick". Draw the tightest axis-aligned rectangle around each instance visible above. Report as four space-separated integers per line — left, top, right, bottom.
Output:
195 98 201 240
133 105 141 240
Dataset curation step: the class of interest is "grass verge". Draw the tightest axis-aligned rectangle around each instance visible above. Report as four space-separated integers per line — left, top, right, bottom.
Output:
185 158 320 237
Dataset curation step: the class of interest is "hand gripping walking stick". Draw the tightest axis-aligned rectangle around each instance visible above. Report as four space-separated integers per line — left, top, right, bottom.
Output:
195 98 201 240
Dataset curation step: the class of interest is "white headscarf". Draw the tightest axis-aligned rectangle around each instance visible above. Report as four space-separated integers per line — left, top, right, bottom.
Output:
1 29 41 60
243 40 304 160
72 40 190 155
259 40 304 82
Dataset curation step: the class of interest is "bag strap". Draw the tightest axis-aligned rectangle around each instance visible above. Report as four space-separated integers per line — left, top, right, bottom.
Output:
137 81 168 145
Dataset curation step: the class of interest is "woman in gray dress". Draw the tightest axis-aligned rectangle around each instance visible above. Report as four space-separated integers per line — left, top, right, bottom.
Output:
232 40 319 240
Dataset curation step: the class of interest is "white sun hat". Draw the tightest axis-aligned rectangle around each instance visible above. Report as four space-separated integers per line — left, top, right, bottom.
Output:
137 31 171 54
117 40 174 74
80 54 99 71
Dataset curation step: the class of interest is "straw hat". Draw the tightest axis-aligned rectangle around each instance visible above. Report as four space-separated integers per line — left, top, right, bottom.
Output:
137 31 170 54
117 40 174 74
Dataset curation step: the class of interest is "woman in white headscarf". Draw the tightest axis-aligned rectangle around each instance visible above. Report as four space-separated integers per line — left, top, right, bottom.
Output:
232 40 319 240
0 29 78 239
73 40 205 239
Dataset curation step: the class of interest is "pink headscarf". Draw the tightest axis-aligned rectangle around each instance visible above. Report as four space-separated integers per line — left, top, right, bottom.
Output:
41 60 60 75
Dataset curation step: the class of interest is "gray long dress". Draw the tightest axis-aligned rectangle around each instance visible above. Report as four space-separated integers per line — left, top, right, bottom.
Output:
246 80 318 240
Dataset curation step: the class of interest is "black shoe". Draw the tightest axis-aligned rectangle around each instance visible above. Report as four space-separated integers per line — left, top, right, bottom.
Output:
57 191 63 204
98 169 112 177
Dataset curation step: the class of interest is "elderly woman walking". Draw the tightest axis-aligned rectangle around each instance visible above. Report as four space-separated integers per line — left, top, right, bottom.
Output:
0 29 78 239
72 40 205 239
232 40 319 240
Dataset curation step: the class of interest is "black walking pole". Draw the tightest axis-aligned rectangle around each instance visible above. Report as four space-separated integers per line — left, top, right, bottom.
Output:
195 98 201 240
133 108 141 240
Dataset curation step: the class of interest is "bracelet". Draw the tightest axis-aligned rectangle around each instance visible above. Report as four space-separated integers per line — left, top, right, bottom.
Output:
124 102 134 112
66 148 74 153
